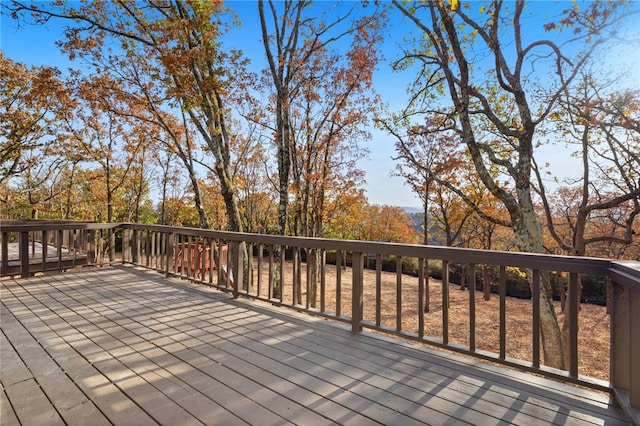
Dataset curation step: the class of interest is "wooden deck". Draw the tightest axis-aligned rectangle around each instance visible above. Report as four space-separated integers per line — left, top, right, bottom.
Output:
0 266 631 425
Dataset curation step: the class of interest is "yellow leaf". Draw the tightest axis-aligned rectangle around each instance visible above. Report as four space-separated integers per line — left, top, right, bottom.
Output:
450 0 459 10
479 5 486 13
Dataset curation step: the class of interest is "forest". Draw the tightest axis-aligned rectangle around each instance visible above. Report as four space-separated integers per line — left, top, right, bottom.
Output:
2 0 639 262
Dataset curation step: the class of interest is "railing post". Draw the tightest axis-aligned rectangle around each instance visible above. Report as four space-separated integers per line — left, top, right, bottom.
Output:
122 228 129 263
232 240 244 298
20 231 29 278
532 269 540 369
165 232 174 276
41 230 48 271
109 228 115 264
442 260 450 346
351 251 364 333
611 277 629 388
57 229 63 271
2 231 9 276
88 230 96 265
568 272 579 378
133 228 140 264
468 263 476 352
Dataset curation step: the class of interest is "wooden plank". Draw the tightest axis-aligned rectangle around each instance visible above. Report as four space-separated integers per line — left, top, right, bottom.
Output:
121 345 269 425
217 294 628 424
1 231 9 274
568 271 580 378
69 272 427 424
114 274 614 425
19 231 29 278
1 266 631 426
1 303 111 426
375 253 382 326
282 320 625 424
35 329 158 425
4 378 65 425
418 257 425 338
136 343 307 425
211 306 531 424
0 329 32 387
200 326 464 425
442 260 450 345
396 255 402 332
166 270 629 423
0 386 19 426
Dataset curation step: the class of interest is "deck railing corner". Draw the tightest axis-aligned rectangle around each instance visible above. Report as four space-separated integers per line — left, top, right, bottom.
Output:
609 260 640 417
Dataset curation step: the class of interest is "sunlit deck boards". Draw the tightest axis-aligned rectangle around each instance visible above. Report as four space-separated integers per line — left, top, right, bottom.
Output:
0 266 631 425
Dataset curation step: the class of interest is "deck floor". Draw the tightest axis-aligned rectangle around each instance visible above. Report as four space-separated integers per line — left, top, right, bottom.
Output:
0 265 631 425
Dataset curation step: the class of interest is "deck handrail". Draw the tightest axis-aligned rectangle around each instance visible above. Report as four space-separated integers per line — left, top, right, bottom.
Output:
0 221 121 276
1 221 638 420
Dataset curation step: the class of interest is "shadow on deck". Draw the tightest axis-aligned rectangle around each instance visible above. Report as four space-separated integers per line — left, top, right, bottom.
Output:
0 266 631 425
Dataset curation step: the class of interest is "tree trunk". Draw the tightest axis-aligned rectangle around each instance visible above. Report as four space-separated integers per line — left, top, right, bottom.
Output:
515 209 565 370
540 283 565 369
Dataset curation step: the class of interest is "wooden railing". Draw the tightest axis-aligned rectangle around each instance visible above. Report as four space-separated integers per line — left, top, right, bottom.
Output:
0 220 121 277
1 221 638 420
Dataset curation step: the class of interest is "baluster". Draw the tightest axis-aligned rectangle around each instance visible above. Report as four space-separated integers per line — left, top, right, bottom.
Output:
351 251 364 333
468 263 476 352
375 253 382 327
568 272 579 377
532 269 540 369
442 260 449 346
396 256 402 333
499 265 507 360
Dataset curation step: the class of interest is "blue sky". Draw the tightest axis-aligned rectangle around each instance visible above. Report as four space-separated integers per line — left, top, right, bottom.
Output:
2 1 639 209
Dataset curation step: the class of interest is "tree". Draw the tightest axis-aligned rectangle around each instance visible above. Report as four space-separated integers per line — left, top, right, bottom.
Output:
9 0 258 287
257 0 384 299
12 147 69 219
384 118 464 245
323 190 370 241
67 77 144 224
288 10 383 306
9 0 248 233
390 0 634 369
0 53 74 190
257 0 301 240
537 73 640 257
232 130 278 234
363 204 419 244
